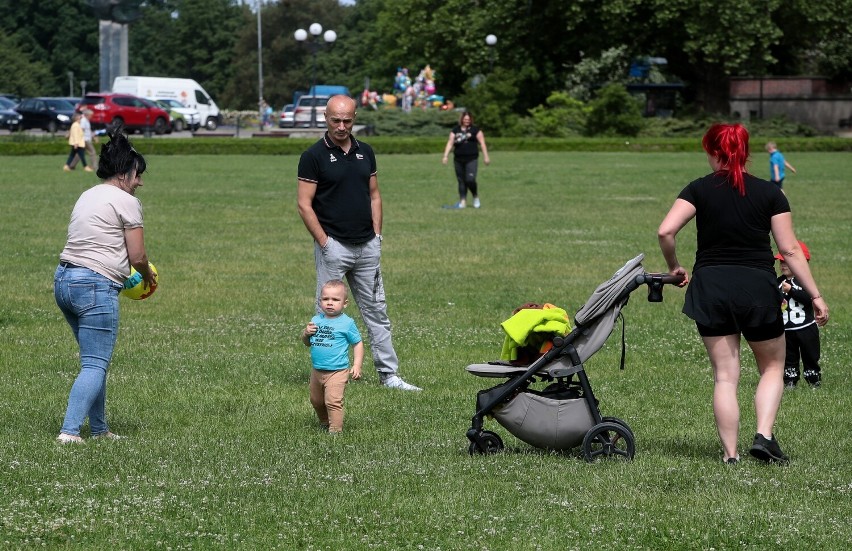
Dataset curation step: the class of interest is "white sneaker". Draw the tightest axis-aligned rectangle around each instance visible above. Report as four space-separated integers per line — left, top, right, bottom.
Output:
56 433 84 444
473 197 481 208
382 375 422 391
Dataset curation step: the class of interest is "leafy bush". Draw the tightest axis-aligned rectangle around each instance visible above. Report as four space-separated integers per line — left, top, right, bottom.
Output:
528 92 589 137
355 108 459 137
564 46 630 102
741 115 820 137
639 113 821 138
585 83 645 137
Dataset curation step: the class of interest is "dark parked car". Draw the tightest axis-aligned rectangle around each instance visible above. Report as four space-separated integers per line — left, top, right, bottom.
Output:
59 97 82 109
77 93 170 135
15 97 76 133
0 96 23 131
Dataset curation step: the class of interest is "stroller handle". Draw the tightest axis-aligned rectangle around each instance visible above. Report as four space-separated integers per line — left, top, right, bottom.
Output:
639 272 685 302
642 272 685 285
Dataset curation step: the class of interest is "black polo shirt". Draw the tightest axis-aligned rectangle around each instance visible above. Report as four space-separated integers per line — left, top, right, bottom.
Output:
298 133 378 244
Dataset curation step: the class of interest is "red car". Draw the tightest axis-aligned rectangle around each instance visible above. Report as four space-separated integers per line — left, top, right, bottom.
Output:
78 93 171 135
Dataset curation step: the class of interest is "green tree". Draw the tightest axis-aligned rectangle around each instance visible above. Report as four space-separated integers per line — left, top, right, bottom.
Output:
128 1 182 78
772 0 852 79
2 0 851 118
564 46 631 102
0 0 98 95
166 0 242 102
455 67 520 136
222 0 350 110
0 33 55 97
585 83 644 137
345 0 585 114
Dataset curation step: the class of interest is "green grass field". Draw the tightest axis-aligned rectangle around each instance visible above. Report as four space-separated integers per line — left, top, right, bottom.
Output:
1 151 850 549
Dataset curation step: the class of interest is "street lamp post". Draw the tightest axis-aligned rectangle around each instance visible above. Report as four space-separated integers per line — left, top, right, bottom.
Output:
295 23 337 128
485 34 497 72
257 0 264 131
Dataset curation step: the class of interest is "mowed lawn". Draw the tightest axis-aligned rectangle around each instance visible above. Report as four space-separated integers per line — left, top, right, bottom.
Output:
1 150 850 549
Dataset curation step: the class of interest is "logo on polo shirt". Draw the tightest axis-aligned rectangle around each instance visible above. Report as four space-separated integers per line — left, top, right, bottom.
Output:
329 153 337 163
356 153 364 160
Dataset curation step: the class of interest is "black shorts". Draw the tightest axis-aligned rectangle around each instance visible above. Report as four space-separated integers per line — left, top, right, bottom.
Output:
684 265 784 342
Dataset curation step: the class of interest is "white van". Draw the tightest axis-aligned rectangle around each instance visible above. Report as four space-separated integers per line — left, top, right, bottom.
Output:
112 76 222 130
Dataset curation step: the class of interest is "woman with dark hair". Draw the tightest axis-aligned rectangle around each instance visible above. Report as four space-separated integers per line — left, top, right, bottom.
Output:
658 123 828 464
55 130 156 443
442 111 490 209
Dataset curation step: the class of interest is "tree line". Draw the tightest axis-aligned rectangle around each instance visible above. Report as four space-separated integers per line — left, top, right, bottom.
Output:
1 0 849 121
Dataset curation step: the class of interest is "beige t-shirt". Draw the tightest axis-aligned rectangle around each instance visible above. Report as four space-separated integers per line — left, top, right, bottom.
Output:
60 184 144 284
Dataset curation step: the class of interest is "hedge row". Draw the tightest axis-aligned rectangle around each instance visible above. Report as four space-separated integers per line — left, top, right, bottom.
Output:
0 135 849 156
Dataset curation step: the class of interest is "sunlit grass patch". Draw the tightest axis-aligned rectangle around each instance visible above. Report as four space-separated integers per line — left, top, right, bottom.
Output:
1 152 849 549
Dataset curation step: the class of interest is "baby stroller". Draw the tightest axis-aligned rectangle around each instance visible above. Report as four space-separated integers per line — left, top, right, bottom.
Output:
465 254 682 461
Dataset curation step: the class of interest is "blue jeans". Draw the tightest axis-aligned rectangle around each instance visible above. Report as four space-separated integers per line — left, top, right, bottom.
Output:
54 264 122 436
314 235 398 377
66 146 87 167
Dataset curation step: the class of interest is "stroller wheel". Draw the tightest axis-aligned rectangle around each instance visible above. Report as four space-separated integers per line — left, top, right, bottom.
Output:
468 430 504 455
582 422 635 462
602 416 634 437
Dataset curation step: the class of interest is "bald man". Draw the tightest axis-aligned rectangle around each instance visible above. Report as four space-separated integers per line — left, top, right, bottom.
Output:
297 95 420 391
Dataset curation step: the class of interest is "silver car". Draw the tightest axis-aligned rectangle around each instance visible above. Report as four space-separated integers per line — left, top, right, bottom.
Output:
278 103 295 128
293 95 330 128
151 98 201 132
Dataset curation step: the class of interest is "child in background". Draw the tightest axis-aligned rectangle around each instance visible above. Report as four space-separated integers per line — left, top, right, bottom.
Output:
765 142 796 190
776 240 822 388
301 280 363 433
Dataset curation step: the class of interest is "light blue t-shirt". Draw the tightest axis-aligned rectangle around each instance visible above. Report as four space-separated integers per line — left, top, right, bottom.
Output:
769 150 786 182
309 313 362 371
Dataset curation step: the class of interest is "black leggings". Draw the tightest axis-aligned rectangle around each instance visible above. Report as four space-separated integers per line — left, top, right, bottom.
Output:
454 158 478 199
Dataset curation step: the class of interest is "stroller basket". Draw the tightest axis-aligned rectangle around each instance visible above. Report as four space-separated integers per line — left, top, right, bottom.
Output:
466 253 683 461
490 386 594 450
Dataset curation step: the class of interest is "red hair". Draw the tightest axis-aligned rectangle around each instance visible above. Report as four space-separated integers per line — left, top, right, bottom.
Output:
702 123 750 196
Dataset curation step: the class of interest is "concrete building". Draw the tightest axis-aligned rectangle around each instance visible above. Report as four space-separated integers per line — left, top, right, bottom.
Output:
729 77 852 135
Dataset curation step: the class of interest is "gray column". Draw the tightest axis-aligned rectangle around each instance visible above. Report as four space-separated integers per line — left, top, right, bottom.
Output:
99 20 128 92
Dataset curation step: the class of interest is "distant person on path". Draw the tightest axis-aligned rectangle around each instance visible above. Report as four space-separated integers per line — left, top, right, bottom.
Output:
63 113 91 173
776 240 823 389
55 130 155 443
297 94 421 391
259 98 270 128
442 111 490 209
69 109 98 171
301 280 363 433
265 102 273 128
658 123 829 464
766 141 796 190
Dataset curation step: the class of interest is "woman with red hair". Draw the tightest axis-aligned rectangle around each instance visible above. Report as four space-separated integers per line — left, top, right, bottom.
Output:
658 123 829 464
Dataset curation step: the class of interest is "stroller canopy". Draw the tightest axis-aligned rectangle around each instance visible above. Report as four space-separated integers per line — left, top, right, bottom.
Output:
571 253 646 363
